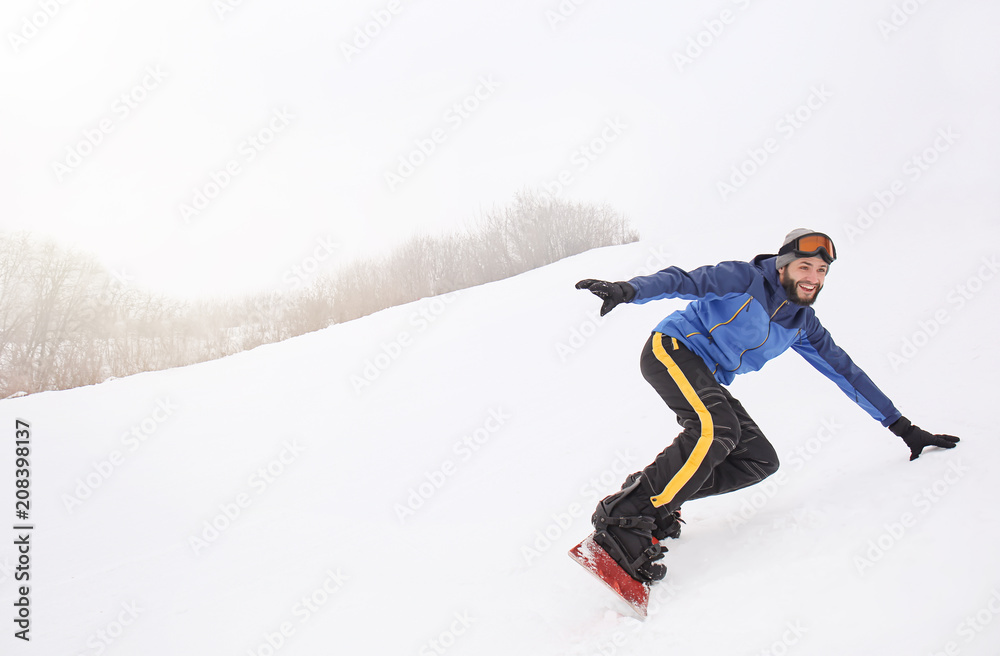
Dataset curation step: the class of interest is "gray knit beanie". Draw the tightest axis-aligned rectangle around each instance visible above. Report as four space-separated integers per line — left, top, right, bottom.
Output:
775 228 817 270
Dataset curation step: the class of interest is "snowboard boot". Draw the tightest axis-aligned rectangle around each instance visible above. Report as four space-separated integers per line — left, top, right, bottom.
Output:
620 472 684 541
591 476 666 583
656 509 684 541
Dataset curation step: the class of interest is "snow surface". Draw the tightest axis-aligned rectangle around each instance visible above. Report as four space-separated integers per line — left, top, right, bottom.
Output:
2 239 999 655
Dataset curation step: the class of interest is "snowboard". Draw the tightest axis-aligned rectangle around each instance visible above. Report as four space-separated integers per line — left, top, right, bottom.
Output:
568 533 650 620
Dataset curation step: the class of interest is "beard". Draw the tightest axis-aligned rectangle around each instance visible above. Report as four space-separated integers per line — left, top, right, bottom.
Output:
781 273 822 307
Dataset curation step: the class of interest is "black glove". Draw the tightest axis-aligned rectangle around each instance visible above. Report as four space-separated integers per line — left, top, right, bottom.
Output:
575 279 636 316
889 417 960 461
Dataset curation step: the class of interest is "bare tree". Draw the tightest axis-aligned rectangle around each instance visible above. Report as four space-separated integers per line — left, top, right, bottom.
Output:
0 192 637 396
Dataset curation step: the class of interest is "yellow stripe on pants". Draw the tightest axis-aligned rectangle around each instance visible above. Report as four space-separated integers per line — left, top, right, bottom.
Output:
649 333 715 508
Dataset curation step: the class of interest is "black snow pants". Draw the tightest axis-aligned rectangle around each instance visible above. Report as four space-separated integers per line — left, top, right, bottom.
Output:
632 332 780 515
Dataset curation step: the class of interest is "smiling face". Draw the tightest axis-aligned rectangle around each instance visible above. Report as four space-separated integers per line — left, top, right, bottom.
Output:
779 256 828 306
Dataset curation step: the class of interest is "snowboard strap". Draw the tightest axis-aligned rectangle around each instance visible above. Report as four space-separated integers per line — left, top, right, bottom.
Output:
593 529 665 584
590 473 667 583
593 514 656 532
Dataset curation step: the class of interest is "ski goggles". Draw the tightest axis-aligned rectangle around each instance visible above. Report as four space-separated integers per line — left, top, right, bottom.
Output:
777 232 837 264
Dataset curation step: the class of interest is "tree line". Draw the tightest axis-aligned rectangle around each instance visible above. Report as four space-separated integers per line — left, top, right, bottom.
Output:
0 191 638 397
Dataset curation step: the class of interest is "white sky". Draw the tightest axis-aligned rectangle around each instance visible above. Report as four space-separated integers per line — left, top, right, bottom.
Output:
2 0 998 300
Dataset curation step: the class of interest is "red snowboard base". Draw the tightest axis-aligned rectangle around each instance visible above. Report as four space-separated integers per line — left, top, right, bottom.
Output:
568 533 650 620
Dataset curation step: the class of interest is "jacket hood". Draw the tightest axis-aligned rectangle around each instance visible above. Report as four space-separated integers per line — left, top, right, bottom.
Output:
751 254 784 289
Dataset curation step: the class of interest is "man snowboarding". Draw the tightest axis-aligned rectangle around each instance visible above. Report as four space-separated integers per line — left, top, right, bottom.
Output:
574 229 960 585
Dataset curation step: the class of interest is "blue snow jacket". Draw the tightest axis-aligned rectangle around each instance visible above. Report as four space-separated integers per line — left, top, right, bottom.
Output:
628 254 901 427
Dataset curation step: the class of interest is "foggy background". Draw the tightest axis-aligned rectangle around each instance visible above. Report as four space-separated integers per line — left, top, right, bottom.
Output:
1 0 998 395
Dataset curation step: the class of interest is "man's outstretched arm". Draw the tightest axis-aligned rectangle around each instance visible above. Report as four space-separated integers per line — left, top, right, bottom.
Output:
794 318 960 461
575 261 756 315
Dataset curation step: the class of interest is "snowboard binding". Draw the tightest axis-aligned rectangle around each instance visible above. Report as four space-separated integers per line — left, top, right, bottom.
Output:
620 471 684 541
591 476 666 583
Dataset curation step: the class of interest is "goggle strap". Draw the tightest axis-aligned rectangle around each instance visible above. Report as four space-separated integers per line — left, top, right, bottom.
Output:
778 232 836 262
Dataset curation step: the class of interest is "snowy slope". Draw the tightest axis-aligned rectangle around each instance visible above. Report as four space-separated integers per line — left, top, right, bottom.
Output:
2 239 999 655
